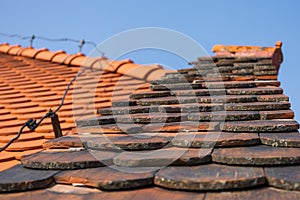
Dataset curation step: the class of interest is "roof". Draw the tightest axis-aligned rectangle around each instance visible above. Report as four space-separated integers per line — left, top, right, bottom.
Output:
1 41 300 199
0 43 171 170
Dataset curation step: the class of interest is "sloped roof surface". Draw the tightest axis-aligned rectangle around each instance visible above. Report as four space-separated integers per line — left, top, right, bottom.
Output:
1 42 300 199
0 43 169 170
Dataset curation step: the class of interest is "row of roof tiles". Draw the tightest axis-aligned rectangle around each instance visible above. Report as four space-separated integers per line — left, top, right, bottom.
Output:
0 43 172 171
0 43 171 81
1 41 300 199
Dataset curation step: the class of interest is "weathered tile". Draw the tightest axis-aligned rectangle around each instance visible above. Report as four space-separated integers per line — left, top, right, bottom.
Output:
257 94 289 102
136 96 197 106
161 72 188 80
158 103 224 113
254 80 280 87
194 67 232 75
0 164 58 192
221 120 299 132
54 166 156 190
254 64 277 71
84 135 170 150
212 145 300 165
230 75 255 81
0 189 88 200
216 59 235 66
93 187 206 200
260 110 294 120
116 113 186 124
225 102 290 111
265 166 300 190
170 88 225 96
226 87 282 95
204 81 256 89
130 91 171 99
97 105 157 115
76 116 115 127
233 62 254 69
111 100 137 107
197 95 258 103
205 187 300 200
77 123 143 134
254 70 277 76
42 136 83 149
154 164 265 191
231 68 253 75
188 111 260 121
255 75 278 80
113 147 211 167
260 132 300 147
150 83 202 91
21 150 117 169
160 76 198 83
141 121 220 132
172 132 259 148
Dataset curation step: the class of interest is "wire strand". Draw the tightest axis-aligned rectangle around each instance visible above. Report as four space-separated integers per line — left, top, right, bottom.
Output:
0 32 107 152
0 119 33 152
0 32 105 54
0 65 91 152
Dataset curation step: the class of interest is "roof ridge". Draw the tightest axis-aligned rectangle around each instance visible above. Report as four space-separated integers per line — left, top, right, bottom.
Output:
0 43 172 81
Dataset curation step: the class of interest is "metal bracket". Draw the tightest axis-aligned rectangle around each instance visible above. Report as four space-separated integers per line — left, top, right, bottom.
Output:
50 112 62 138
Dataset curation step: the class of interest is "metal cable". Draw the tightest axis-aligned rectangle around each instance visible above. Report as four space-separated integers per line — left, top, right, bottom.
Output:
0 119 33 152
0 32 107 152
0 32 105 54
0 67 89 152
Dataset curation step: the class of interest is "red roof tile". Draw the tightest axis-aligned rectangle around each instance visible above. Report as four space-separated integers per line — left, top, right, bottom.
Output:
0 41 299 198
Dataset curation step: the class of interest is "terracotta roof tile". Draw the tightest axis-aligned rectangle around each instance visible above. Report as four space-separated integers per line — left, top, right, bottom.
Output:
20 48 48 58
155 164 265 191
113 148 212 167
0 41 299 197
212 145 300 165
260 132 300 147
42 135 83 149
35 50 66 61
0 160 20 172
265 166 300 190
2 139 46 151
0 133 44 143
54 166 156 190
0 164 58 192
84 135 170 151
21 150 117 169
205 187 300 199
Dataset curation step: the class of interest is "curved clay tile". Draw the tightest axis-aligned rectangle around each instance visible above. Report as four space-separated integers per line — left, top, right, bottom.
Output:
62 53 85 65
0 43 17 53
20 48 48 58
35 50 66 61
6 45 23 55
51 52 69 63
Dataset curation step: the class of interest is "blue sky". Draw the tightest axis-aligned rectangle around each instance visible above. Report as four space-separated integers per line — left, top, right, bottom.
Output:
1 0 300 123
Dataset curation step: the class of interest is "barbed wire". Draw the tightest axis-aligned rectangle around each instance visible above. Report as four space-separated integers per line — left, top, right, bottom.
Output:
0 32 104 55
0 32 106 152
0 66 90 152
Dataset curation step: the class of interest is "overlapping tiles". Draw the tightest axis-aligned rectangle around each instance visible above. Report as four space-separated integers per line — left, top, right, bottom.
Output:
1 42 300 197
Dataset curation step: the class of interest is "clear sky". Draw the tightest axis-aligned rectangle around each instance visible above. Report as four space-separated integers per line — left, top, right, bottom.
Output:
1 0 300 123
